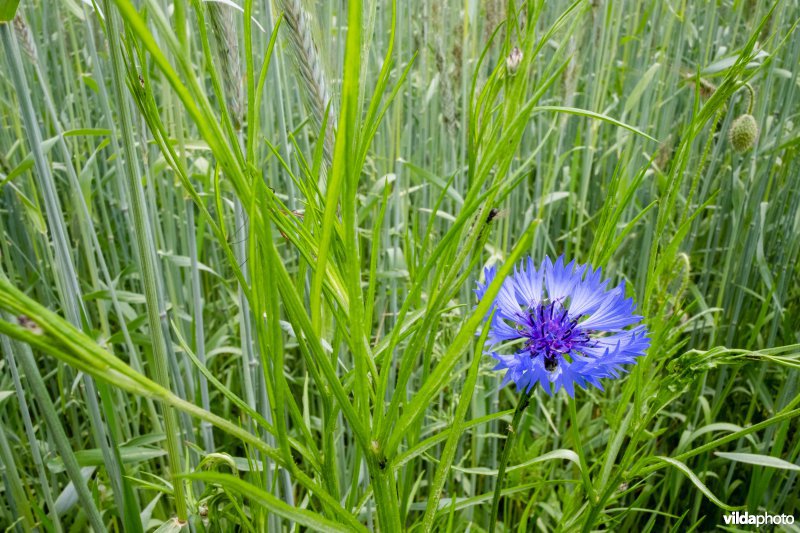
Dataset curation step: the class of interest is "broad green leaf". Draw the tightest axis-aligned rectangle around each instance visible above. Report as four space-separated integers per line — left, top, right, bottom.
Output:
84 289 146 304
158 252 221 277
624 62 661 114
63 128 111 137
654 457 741 511
715 452 800 472
449 449 581 475
402 159 464 206
2 136 59 184
182 472 365 533
702 50 769 75
48 446 167 473
0 0 20 21
534 105 657 142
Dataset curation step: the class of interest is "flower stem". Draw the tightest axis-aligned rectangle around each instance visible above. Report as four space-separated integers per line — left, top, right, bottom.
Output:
743 82 756 114
568 395 597 501
489 389 532 532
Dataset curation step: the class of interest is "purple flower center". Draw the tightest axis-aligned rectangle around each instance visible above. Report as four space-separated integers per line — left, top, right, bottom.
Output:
521 301 590 371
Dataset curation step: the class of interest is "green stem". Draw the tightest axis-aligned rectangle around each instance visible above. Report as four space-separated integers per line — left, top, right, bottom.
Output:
0 353 35 529
568 395 597 502
1 21 110 532
489 390 531 532
742 82 756 115
1 327 106 531
368 450 402 532
3 335 62 532
186 199 214 452
101 1 188 520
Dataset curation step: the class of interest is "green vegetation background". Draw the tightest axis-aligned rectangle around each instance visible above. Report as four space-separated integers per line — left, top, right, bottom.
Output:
0 0 798 531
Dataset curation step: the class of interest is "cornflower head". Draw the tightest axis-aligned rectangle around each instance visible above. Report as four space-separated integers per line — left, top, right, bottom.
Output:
476 256 649 397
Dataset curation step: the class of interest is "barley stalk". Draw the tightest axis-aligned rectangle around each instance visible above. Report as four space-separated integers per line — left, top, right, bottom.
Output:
275 0 336 162
207 2 244 128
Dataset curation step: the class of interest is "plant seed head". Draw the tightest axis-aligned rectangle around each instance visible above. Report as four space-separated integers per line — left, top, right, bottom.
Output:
728 114 759 153
506 47 523 77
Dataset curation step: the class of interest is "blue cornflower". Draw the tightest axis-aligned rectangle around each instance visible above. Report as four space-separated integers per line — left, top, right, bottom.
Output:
476 256 649 397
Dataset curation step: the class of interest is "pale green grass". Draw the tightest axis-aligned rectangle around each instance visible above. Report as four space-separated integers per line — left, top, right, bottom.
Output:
0 0 799 531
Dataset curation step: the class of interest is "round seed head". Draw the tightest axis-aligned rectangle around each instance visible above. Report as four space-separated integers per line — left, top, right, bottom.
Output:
728 114 759 153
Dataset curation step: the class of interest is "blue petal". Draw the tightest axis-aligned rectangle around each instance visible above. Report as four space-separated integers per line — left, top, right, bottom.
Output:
567 265 610 319
577 283 641 331
580 326 650 364
492 351 533 391
475 264 527 323
494 278 527 322
513 257 544 308
488 315 524 344
526 357 553 395
570 328 649 382
544 255 579 303
474 266 497 302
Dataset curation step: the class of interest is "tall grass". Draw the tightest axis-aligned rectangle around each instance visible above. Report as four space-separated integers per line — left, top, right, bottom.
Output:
1 0 799 531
